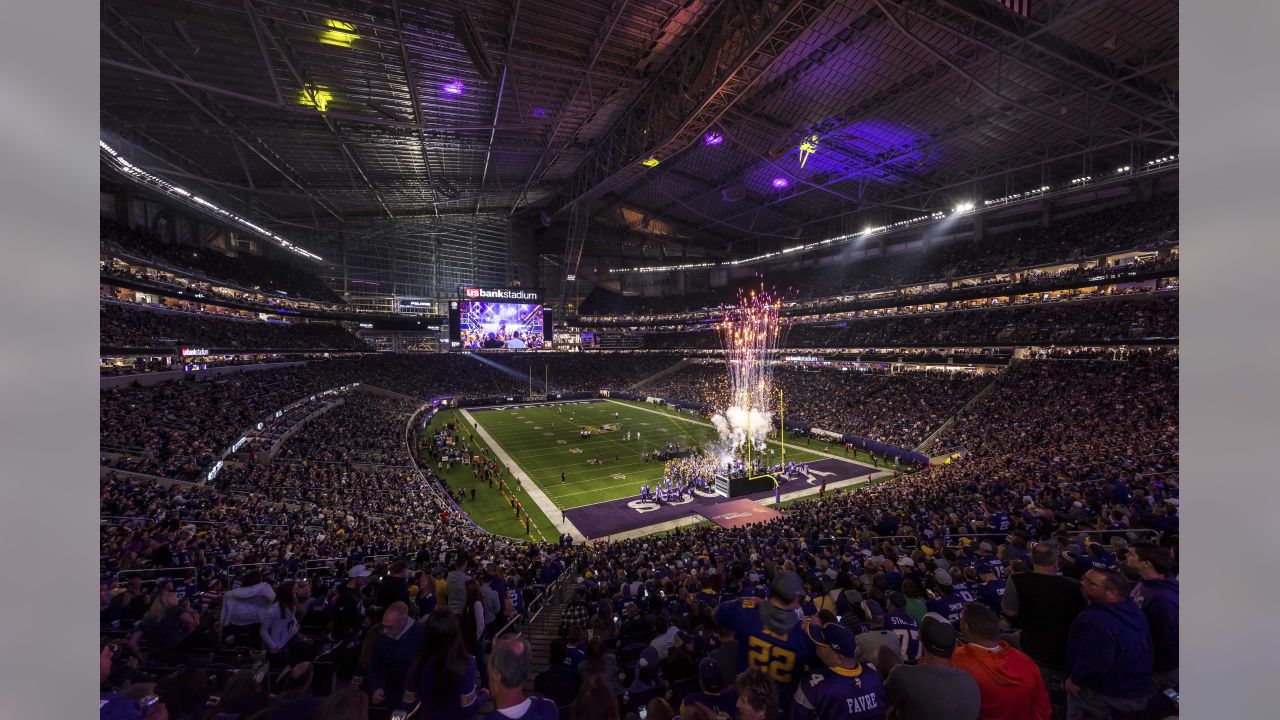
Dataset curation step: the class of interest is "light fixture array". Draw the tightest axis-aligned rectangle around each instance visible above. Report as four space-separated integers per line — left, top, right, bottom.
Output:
100 140 323 262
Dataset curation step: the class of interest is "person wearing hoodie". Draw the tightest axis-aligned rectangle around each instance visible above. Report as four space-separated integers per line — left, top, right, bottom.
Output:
713 570 816 715
219 571 275 648
1125 542 1178 690
952 603 1050 720
1065 568 1153 719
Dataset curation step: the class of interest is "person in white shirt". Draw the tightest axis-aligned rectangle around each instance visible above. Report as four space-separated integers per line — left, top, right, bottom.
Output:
220 571 275 647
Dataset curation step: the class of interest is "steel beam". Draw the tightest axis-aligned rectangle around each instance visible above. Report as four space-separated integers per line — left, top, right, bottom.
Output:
101 9 344 222
476 0 522 214
551 0 832 216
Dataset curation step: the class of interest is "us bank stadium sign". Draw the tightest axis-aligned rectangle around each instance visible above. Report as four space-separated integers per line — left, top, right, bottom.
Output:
459 287 543 302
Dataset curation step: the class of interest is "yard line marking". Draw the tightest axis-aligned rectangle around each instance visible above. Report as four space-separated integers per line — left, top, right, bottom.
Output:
461 408 582 541
604 399 874 468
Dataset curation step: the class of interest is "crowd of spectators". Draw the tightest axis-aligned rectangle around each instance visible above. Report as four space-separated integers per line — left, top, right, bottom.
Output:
641 364 985 448
580 194 1177 316
638 294 1178 350
274 393 420 465
102 217 342 302
100 351 1178 720
100 302 368 352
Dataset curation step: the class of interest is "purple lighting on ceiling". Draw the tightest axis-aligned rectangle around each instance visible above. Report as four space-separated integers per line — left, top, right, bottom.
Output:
442 80 464 96
771 176 789 189
531 107 546 117
704 131 724 146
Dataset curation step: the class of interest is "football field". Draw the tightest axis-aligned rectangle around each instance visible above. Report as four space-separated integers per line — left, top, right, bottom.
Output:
423 398 881 539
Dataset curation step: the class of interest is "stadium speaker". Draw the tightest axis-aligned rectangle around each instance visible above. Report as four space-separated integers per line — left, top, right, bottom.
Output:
454 10 496 80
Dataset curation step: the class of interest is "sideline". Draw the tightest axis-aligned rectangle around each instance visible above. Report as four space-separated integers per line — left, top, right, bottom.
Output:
460 408 584 541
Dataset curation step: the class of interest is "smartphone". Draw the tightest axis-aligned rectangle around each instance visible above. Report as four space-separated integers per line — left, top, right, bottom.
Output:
639 707 648 720
391 712 408 720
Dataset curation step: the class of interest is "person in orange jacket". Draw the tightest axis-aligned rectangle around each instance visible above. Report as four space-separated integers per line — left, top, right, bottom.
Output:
952 603 1051 720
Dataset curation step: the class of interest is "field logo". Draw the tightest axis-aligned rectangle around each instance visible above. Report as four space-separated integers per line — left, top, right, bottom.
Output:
569 448 583 454
611 473 627 481
627 499 660 514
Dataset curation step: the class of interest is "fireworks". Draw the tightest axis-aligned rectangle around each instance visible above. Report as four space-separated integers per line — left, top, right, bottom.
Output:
710 287 787 460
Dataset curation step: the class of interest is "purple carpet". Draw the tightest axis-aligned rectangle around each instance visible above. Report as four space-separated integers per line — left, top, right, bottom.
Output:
698 498 782 529
565 458 877 539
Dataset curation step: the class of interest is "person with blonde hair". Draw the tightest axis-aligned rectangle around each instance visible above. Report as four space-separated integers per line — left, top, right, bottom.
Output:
140 589 197 651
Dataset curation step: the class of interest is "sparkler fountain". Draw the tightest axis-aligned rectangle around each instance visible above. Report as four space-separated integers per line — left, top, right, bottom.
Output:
710 287 788 475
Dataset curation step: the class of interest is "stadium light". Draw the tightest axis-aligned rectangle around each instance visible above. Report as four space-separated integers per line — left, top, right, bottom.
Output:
704 131 724 146
771 177 790 189
641 157 660 168
442 80 465 96
797 134 819 168
298 85 333 113
318 19 359 48
100 140 323 262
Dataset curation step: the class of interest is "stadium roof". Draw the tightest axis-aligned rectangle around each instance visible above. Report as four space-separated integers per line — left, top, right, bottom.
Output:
101 0 1177 259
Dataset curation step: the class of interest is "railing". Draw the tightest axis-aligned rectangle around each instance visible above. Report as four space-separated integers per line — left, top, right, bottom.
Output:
492 565 569 641
116 566 197 582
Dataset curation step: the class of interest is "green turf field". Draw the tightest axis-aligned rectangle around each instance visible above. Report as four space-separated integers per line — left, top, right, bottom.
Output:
418 409 557 541
449 399 880 531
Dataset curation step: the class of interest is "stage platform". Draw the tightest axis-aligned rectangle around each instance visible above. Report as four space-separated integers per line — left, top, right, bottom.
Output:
564 457 877 540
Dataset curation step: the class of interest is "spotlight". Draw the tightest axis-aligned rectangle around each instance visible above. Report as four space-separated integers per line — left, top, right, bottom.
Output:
442 80 465 96
531 107 546 117
704 131 724 146
641 157 660 168
771 177 789 189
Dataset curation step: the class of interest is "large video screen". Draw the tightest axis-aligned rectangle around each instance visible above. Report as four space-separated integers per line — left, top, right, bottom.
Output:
457 301 546 349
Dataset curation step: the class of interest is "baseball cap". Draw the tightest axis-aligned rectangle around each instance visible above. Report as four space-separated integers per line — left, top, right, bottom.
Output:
933 568 953 587
975 563 995 576
770 570 805 601
978 541 994 552
861 600 885 620
698 657 724 692
887 591 907 610
897 557 915 568
806 621 858 658
348 564 373 578
920 616 957 658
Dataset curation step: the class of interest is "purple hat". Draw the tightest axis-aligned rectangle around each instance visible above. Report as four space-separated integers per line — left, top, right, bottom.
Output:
698 657 724 692
806 621 858 658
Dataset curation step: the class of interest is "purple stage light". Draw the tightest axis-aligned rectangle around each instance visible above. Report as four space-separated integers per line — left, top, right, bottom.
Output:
442 80 464 96
771 177 789 189
531 107 546 117
704 131 724 146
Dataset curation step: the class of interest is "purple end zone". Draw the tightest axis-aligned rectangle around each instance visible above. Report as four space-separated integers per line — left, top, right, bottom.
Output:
565 458 877 539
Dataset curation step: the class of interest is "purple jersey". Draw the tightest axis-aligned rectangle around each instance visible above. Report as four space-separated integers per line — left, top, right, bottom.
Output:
714 597 815 708
975 579 1006 617
794 664 887 720
882 612 921 663
926 593 967 625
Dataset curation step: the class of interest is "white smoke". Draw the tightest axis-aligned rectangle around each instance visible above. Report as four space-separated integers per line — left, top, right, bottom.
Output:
711 404 773 454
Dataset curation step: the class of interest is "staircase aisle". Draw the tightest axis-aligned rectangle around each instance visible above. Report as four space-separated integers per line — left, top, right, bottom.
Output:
522 576 581 693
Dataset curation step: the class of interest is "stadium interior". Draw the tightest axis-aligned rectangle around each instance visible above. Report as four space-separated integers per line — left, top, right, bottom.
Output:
98 1 1179 719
